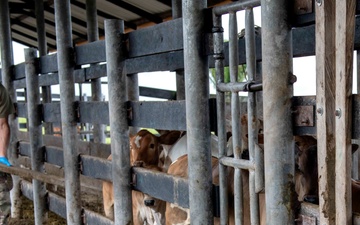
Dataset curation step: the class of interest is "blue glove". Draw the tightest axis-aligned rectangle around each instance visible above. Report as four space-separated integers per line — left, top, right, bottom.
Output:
0 157 11 166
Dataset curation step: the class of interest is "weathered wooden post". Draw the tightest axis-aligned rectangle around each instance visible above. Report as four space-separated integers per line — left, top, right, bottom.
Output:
335 1 356 224
315 1 336 223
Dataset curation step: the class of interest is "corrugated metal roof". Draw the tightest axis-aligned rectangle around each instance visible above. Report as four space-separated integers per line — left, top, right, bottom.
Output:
8 0 228 52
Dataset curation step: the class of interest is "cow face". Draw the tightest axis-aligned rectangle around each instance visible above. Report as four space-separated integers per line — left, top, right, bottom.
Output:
130 130 160 167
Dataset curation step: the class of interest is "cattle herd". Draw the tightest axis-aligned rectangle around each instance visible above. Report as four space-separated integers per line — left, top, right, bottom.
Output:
102 115 360 225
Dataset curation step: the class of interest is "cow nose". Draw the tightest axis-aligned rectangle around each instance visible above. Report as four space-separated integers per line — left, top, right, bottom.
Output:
144 199 155 206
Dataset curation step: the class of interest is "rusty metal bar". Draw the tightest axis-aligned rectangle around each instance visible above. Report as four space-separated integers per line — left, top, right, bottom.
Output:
0 0 21 218
25 48 47 225
261 0 295 224
105 19 132 225
54 0 82 224
183 0 213 223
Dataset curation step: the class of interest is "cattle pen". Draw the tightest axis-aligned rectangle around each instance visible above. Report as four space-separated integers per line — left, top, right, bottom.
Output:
0 0 360 225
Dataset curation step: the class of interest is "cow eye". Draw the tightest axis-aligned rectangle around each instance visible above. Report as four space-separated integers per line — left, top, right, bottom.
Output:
150 144 155 149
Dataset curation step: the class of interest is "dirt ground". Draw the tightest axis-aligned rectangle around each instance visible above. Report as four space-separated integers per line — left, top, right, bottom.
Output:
7 185 104 225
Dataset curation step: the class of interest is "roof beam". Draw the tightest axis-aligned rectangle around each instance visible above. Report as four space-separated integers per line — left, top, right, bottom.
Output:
106 0 163 24
9 2 33 10
156 0 172 7
43 4 88 40
70 0 137 31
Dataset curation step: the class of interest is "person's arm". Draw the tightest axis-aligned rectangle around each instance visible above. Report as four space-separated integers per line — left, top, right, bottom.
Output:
0 117 11 166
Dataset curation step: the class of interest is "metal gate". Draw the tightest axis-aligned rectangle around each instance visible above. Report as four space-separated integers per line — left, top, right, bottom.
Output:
212 1 263 224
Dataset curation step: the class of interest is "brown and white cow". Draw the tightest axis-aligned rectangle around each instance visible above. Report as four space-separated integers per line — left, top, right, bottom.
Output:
102 129 182 224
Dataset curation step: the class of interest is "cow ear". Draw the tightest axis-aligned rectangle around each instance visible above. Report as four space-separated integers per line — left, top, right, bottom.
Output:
159 131 184 145
136 129 150 137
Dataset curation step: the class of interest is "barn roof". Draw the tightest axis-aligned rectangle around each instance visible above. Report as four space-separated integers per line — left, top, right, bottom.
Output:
8 0 229 52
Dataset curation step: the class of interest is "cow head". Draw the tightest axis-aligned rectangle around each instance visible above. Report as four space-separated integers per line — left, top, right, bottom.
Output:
130 130 160 167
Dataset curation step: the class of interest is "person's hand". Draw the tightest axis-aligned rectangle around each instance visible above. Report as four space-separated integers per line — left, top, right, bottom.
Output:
0 157 11 166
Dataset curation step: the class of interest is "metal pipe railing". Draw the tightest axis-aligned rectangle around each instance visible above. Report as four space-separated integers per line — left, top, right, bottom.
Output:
183 0 213 223
35 0 53 136
213 13 229 225
245 8 260 225
105 19 132 225
86 0 105 144
213 0 260 16
54 0 82 224
220 157 256 170
172 0 186 101
217 81 262 92
229 11 244 225
25 48 47 225
261 0 295 224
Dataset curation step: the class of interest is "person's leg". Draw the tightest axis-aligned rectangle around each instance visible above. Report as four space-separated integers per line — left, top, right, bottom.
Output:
0 172 11 224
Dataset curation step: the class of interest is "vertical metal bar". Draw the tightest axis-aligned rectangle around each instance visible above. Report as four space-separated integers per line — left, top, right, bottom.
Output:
213 14 229 225
315 1 336 224
0 0 21 218
25 48 47 225
54 1 82 224
335 1 356 224
183 0 213 224
86 0 105 144
86 0 98 42
245 8 260 225
35 0 53 135
353 51 360 180
127 74 139 136
172 0 185 100
105 19 132 225
229 11 243 225
261 0 295 224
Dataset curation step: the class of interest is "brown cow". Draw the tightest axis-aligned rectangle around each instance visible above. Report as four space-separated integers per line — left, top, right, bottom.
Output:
164 154 266 225
102 129 182 223
132 165 167 225
164 135 324 225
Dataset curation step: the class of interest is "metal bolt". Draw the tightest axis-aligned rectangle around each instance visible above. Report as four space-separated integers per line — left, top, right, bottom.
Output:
316 0 322 6
335 108 341 118
316 107 323 115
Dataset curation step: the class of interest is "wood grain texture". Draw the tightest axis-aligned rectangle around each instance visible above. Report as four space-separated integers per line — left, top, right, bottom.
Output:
315 1 336 224
335 1 356 224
